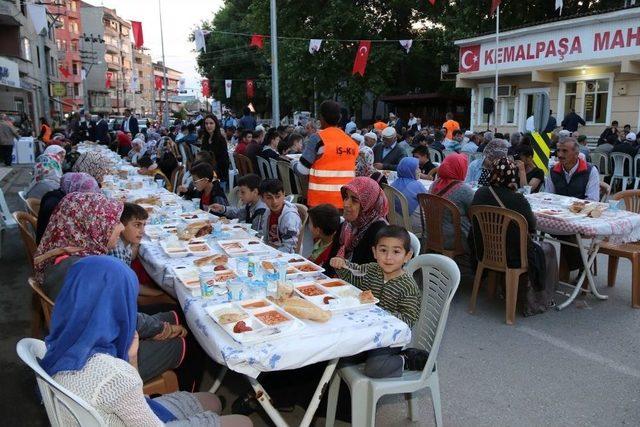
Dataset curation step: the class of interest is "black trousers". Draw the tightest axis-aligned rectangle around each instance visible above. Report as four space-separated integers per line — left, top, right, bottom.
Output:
0 145 13 166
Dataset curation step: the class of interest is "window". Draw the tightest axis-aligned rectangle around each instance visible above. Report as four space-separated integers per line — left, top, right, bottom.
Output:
22 38 31 61
584 79 609 124
70 1 77 12
500 97 516 125
564 82 577 115
72 63 78 75
74 83 80 96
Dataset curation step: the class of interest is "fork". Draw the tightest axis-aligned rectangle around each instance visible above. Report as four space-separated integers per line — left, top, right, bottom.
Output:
345 266 366 277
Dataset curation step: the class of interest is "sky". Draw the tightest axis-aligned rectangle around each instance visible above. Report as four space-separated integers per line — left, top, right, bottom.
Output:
84 0 223 96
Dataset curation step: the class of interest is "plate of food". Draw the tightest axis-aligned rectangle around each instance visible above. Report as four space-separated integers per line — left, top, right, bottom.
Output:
145 223 178 239
205 302 304 343
193 253 229 268
217 239 274 257
179 210 210 223
187 240 214 256
160 240 189 258
173 266 200 288
292 279 379 312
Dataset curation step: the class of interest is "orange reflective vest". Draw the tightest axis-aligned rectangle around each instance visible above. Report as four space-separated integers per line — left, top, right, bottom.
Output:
307 127 359 208
41 124 52 143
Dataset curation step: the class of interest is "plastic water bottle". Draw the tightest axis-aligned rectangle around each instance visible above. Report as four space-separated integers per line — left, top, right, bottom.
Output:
236 256 249 277
199 270 215 298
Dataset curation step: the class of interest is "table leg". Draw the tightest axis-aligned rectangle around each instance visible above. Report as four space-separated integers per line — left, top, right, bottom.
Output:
556 234 607 310
245 358 340 427
208 366 227 394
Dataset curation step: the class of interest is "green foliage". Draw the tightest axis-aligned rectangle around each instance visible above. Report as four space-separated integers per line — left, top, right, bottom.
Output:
196 0 628 116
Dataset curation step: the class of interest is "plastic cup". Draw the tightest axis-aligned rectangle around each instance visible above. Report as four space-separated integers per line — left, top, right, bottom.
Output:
227 280 244 301
193 198 201 210
523 185 532 195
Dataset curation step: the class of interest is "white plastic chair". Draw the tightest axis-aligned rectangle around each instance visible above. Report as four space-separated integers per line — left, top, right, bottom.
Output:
409 231 421 258
16 338 105 426
429 149 443 164
468 152 485 164
610 152 634 192
325 254 460 427
18 189 28 211
634 153 640 189
227 150 238 191
381 183 412 231
256 156 275 180
268 158 279 181
590 152 609 180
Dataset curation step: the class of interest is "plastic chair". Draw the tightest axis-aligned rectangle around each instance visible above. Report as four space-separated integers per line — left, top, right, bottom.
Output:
408 231 421 258
598 190 640 307
18 190 29 211
16 338 106 426
418 194 466 258
599 181 611 203
256 156 275 180
233 153 254 177
227 150 238 190
381 183 413 231
29 277 53 338
429 149 443 164
634 154 640 189
269 158 279 180
26 198 41 217
325 254 461 427
610 152 634 192
468 205 529 325
277 160 295 195
170 165 184 195
294 203 308 255
590 152 609 180
13 212 38 270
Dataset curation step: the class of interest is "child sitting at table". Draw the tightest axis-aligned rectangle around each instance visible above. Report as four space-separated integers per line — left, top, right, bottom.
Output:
308 203 341 276
260 179 302 253
137 154 173 192
187 162 228 211
208 173 267 232
330 225 426 378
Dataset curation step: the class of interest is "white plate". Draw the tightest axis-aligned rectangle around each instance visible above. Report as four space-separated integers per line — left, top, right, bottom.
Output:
161 241 189 258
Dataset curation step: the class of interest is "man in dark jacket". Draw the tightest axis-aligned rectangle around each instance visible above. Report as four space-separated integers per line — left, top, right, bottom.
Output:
373 126 407 171
598 120 619 145
238 107 256 131
561 109 586 133
544 110 557 132
95 113 110 145
122 109 139 135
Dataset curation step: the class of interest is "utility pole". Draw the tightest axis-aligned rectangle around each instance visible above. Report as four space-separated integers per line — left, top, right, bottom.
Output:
158 0 169 127
80 33 103 111
269 0 279 126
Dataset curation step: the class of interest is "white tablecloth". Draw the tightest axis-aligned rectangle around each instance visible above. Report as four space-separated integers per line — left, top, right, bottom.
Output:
139 242 412 378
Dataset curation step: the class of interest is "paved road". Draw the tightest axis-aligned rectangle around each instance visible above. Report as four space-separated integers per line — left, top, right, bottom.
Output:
1 166 638 426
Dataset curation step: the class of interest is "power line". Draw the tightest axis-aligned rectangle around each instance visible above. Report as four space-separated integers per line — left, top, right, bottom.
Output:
206 29 424 43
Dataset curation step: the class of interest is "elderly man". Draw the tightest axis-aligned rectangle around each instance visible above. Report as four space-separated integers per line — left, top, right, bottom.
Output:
546 137 599 201
363 131 377 149
373 126 407 171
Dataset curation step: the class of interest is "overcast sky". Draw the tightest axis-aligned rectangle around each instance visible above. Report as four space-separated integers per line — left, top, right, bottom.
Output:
84 0 223 96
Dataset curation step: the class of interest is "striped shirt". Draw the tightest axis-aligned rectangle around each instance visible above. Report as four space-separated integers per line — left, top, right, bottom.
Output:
337 261 421 327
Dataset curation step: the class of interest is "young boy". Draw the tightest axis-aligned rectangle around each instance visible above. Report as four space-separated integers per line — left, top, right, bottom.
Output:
308 203 341 275
412 145 436 179
209 173 267 232
108 202 148 267
330 225 425 378
259 179 301 253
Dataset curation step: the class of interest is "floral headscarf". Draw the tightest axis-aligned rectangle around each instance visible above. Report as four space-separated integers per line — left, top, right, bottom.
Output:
27 155 62 193
60 172 100 194
338 177 389 259
490 158 519 191
43 145 66 165
71 151 114 183
356 145 376 177
479 139 508 186
34 192 124 279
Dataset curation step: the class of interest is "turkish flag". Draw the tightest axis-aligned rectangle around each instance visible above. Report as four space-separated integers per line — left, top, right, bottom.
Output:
246 79 255 98
131 21 144 48
250 34 264 49
201 79 210 97
459 45 480 72
154 76 163 89
58 66 71 78
490 0 501 15
352 41 371 76
105 71 113 88
429 0 436 5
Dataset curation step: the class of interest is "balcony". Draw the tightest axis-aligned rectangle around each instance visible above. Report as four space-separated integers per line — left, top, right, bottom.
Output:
105 42 119 53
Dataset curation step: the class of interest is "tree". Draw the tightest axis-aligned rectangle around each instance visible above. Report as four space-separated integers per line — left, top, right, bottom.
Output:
196 0 629 117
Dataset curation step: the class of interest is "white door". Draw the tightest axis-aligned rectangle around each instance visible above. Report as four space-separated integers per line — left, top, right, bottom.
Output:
518 88 550 132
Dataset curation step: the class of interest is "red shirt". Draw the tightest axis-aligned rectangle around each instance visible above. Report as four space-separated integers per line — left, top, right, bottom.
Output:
235 141 248 155
267 209 282 246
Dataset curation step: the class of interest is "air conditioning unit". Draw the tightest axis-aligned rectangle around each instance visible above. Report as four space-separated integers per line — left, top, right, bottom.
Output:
497 85 515 97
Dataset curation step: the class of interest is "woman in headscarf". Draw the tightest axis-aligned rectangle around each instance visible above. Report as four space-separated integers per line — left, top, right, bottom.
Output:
465 138 509 186
42 256 252 427
24 155 62 200
429 153 474 252
36 172 100 244
355 145 376 177
43 144 66 166
470 158 555 315
128 137 147 165
156 136 180 180
116 130 132 156
338 177 389 264
391 157 425 233
71 150 113 184
35 194 193 386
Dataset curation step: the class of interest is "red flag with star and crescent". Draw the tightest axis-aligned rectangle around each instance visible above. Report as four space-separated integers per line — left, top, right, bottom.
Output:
201 79 210 97
491 0 501 15
352 41 371 76
428 0 436 4
459 45 480 72
246 79 255 98
250 34 264 49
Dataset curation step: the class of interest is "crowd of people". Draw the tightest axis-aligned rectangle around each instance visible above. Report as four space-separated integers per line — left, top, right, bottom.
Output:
15 97 639 425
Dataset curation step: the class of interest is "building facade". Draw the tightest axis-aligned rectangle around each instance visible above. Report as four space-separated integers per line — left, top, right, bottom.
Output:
79 1 108 113
455 6 640 136
0 0 61 129
153 61 183 116
47 0 83 113
102 7 132 115
132 48 153 116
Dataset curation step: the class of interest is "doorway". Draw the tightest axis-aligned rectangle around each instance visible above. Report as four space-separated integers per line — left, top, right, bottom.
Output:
518 88 550 132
